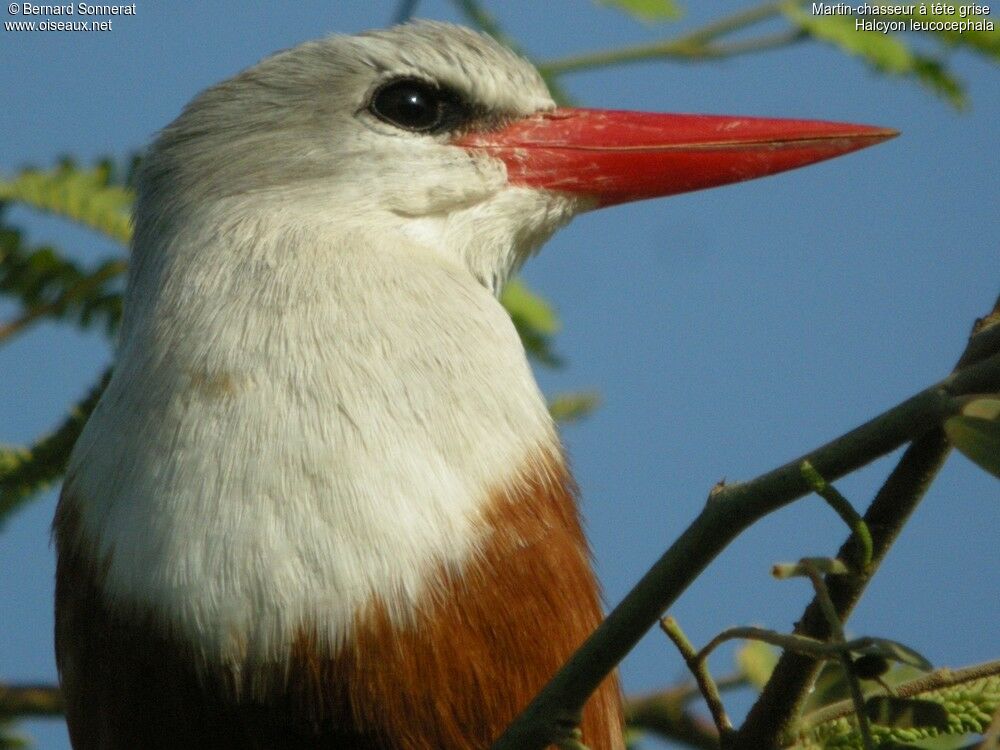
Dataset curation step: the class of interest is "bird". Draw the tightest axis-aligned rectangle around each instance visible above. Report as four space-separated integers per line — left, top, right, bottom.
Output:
53 20 894 750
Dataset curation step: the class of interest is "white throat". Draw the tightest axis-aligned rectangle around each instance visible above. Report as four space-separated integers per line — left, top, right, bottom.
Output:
65 195 559 667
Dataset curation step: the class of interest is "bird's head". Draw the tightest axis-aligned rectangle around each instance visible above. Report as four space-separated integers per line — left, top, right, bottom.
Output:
135 20 894 293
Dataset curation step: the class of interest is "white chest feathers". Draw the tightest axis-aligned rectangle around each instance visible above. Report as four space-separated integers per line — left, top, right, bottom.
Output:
63 215 557 667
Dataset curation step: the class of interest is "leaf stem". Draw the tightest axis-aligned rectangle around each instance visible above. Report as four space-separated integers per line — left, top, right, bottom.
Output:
0 259 125 344
799 461 873 573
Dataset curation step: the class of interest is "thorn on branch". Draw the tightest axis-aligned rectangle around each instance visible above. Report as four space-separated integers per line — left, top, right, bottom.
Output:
707 479 729 503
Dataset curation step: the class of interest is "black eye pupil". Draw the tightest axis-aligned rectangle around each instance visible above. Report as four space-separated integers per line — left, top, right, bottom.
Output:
371 80 443 132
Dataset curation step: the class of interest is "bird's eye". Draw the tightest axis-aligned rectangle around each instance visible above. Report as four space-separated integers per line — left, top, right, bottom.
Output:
369 79 459 133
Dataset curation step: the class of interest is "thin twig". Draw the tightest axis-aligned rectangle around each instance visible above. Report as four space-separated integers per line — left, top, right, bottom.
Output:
676 672 750 705
650 611 932 750
698 29 808 59
450 0 505 41
668 2 800 46
772 557 851 579
623 677 748 749
800 562 874 750
734 434 952 748
0 312 36 341
391 0 420 24
541 29 807 73
0 259 125 344
624 690 720 749
493 302 1000 750
696 627 920 668
0 683 64 717
661 617 733 738
539 2 801 74
449 0 574 105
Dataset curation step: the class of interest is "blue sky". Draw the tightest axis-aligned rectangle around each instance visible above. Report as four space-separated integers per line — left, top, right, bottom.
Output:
1 2 997 748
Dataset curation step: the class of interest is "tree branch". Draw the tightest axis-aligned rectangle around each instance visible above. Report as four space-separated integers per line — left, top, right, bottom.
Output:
0 683 64 718
492 299 1000 750
625 689 721 750
661 617 733 739
732 431 952 749
732 297 1000 749
0 678 733 748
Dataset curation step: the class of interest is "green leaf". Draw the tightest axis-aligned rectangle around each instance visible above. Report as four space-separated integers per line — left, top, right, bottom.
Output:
865 696 949 731
910 54 967 110
851 639 932 672
0 722 28 749
0 213 126 339
803 660 931 715
0 161 134 243
501 278 563 367
501 278 560 335
853 654 891 680
0 370 109 528
737 640 779 690
785 9 913 70
901 11 1000 61
783 8 967 109
795 670 1000 749
945 397 1000 479
597 0 682 23
548 392 600 423
804 661 856 713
